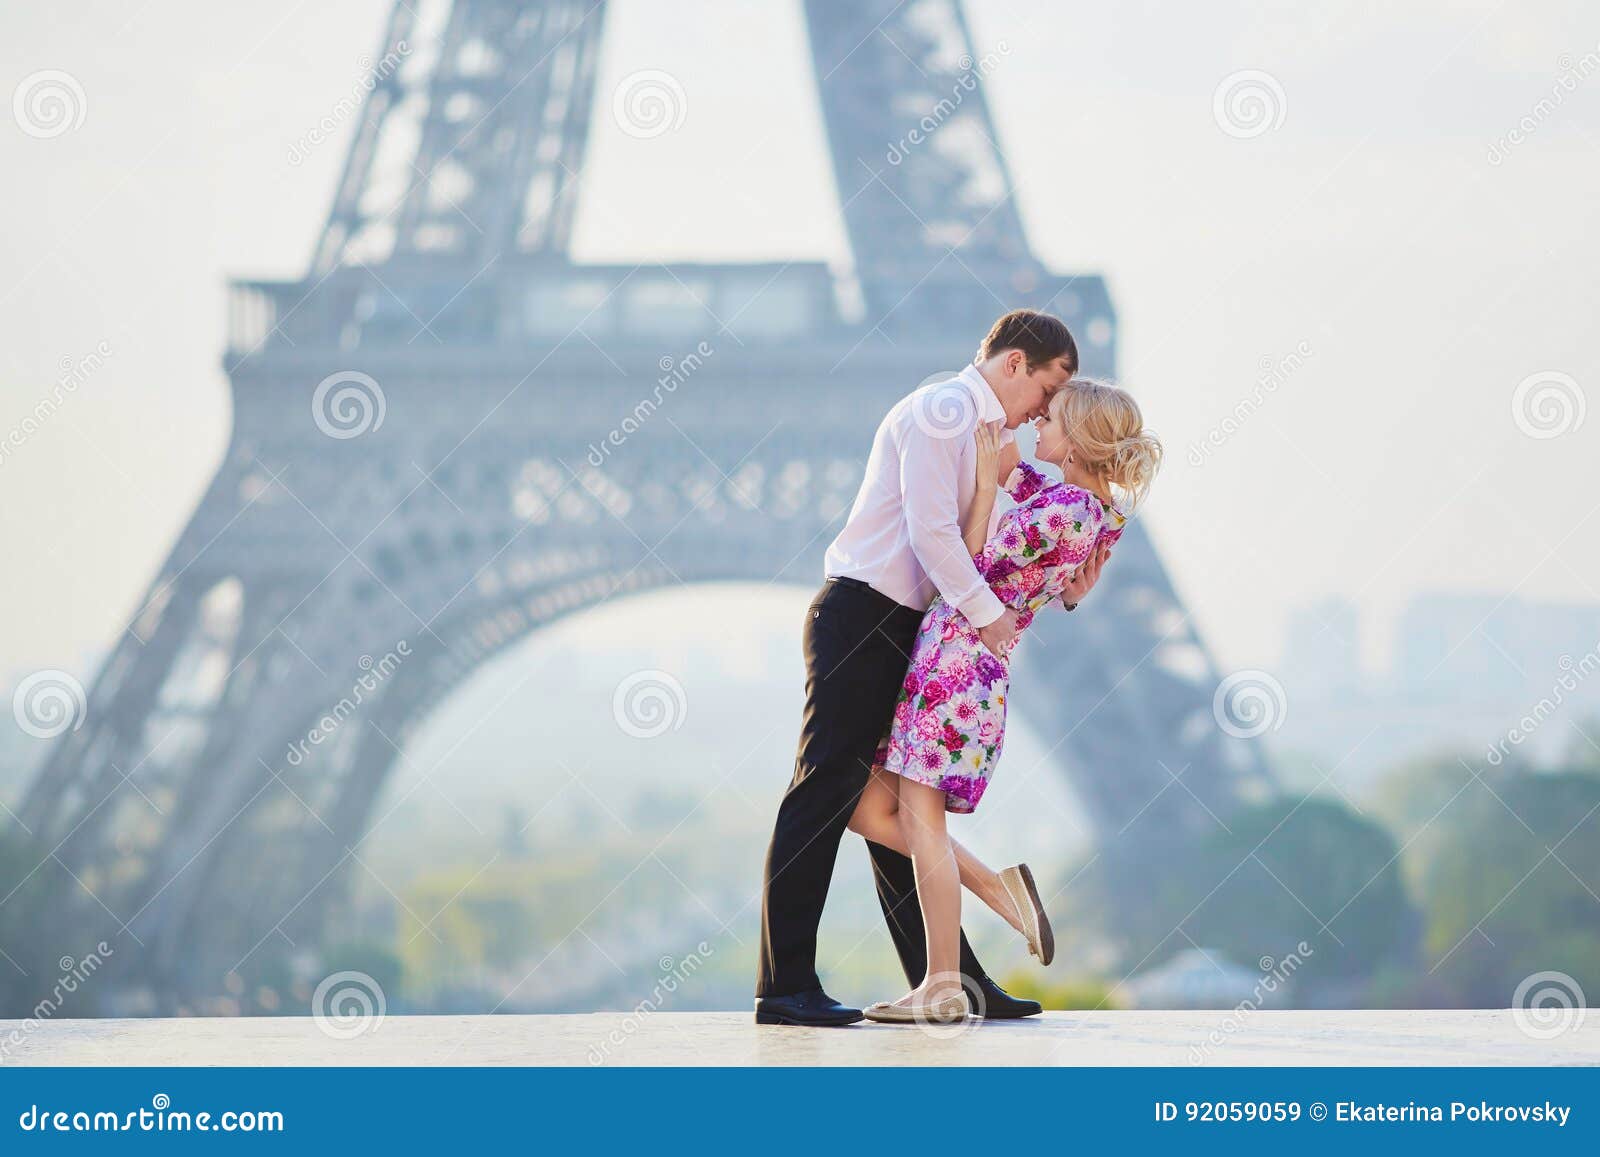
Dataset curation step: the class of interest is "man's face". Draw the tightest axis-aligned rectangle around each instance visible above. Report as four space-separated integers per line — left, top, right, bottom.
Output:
1008 355 1074 426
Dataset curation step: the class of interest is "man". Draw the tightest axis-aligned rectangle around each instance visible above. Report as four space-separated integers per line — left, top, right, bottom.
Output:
755 309 1108 1026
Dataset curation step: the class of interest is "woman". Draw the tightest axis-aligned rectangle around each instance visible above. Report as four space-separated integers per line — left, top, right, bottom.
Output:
846 378 1162 1022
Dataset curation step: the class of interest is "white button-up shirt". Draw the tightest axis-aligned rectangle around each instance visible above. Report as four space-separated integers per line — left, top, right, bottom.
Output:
824 365 1011 629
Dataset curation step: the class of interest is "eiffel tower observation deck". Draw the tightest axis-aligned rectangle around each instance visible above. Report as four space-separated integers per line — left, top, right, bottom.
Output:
15 0 1273 1006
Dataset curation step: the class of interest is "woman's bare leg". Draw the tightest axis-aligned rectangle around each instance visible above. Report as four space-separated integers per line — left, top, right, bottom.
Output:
895 776 963 1003
848 769 1025 935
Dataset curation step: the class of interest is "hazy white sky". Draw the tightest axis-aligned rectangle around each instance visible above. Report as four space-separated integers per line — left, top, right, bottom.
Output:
3 0 1599 680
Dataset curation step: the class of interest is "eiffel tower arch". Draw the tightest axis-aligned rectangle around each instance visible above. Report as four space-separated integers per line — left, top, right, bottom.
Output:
18 0 1271 1001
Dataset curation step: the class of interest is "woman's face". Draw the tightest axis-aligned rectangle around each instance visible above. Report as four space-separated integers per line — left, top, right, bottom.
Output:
1033 409 1071 466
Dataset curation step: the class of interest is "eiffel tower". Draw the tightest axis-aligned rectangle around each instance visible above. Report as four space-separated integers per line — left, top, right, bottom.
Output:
17 0 1271 1001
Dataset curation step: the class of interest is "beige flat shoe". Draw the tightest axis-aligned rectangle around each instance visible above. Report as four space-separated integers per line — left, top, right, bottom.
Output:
862 993 970 1024
1001 863 1054 966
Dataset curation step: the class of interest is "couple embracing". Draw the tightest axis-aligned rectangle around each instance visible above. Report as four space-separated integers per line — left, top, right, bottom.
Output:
755 309 1162 1026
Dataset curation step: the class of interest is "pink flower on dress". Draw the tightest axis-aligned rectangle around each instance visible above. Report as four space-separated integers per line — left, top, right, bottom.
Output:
977 719 998 743
950 695 980 726
943 652 975 691
915 712 943 743
918 747 945 773
921 679 951 707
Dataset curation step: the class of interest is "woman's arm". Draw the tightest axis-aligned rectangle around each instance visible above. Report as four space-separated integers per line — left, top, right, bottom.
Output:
963 422 1002 556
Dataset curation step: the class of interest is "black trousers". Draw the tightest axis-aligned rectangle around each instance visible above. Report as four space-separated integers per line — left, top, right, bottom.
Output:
755 579 989 997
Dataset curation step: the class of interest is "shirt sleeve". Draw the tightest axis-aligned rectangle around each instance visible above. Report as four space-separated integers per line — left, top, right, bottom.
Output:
899 424 1006 629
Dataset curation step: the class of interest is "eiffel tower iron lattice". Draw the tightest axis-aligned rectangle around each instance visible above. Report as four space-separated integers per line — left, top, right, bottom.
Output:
18 0 1272 1001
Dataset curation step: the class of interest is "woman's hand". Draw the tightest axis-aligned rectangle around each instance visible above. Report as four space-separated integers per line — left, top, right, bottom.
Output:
974 421 1002 493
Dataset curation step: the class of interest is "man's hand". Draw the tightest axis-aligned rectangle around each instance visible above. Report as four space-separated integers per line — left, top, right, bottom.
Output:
1061 541 1112 607
977 606 1020 658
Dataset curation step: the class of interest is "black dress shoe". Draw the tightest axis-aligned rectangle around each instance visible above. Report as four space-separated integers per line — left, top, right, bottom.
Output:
754 987 864 1026
966 974 1043 1019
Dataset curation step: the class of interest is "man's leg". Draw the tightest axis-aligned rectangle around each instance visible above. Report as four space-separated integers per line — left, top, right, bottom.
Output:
755 583 922 998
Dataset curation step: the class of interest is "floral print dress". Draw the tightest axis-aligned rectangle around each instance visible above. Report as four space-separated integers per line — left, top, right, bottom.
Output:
874 462 1127 813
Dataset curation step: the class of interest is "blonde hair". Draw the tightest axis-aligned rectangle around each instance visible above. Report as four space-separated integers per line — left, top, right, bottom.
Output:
1049 378 1162 508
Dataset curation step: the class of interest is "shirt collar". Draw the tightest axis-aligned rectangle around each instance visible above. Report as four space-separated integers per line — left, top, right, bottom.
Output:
957 364 1006 425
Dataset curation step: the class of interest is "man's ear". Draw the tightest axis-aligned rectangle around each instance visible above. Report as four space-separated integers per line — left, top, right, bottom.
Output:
1006 349 1025 377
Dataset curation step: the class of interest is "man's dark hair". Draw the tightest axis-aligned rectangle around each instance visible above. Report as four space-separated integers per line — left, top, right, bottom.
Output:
978 309 1078 375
